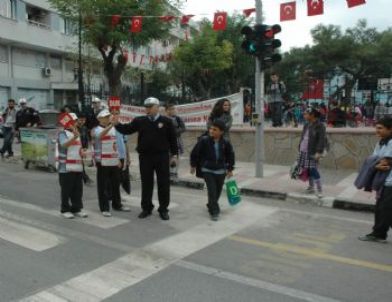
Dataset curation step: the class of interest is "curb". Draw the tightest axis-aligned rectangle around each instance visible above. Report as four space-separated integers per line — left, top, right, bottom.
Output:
171 178 375 213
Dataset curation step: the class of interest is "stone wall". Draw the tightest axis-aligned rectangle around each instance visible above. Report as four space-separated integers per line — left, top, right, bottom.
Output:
127 126 377 170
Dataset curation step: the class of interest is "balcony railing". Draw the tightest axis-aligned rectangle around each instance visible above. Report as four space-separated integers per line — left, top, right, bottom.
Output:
28 19 50 30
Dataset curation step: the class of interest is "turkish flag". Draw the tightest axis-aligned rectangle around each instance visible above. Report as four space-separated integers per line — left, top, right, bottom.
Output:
159 15 176 22
180 14 194 25
130 16 143 33
303 79 324 99
212 12 227 31
58 113 75 129
111 15 121 28
346 0 366 8
243 8 256 18
307 0 324 16
280 2 296 22
108 96 121 112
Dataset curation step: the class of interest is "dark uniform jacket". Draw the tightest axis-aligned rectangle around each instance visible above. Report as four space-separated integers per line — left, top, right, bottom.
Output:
115 115 178 155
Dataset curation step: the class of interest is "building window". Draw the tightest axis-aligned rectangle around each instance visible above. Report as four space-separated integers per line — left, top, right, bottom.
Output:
59 17 76 35
0 45 8 62
26 5 50 29
50 55 61 70
0 0 16 19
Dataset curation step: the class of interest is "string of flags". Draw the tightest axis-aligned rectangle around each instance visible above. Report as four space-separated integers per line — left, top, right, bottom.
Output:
280 0 366 22
90 0 367 34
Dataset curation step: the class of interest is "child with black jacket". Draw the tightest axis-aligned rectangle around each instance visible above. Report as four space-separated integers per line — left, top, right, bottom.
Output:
190 120 235 221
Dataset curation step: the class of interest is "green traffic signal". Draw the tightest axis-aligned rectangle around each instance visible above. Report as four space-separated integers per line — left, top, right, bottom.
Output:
240 23 282 70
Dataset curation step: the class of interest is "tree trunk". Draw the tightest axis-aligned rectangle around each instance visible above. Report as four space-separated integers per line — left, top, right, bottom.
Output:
99 45 127 97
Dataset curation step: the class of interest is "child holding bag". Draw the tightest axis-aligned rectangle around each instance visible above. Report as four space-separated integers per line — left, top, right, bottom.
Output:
190 120 235 221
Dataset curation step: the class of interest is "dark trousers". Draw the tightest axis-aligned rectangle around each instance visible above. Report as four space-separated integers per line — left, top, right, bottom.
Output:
139 153 170 213
372 186 392 239
203 172 226 216
59 172 83 213
270 102 283 127
96 164 122 212
0 126 14 155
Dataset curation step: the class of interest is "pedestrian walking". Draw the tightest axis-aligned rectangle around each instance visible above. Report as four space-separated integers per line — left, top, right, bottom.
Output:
1 99 17 158
359 118 392 243
165 103 186 179
57 113 88 219
206 98 233 140
92 109 130 217
114 97 178 220
267 73 286 127
190 120 235 221
297 108 327 198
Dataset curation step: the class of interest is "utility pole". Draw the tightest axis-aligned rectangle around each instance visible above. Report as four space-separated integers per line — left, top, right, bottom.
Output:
255 0 265 178
78 11 85 111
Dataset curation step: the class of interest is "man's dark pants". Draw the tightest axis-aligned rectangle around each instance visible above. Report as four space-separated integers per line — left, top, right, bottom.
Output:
203 172 226 216
372 186 392 239
0 126 14 156
270 102 283 127
139 152 170 214
59 172 83 213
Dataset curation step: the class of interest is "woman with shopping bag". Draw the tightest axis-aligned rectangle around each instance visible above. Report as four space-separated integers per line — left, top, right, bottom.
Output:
190 120 235 221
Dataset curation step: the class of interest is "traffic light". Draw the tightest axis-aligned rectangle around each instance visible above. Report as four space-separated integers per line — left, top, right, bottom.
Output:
241 24 282 70
260 24 282 68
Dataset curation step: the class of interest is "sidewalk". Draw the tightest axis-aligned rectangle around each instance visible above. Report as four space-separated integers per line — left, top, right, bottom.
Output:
2 139 375 212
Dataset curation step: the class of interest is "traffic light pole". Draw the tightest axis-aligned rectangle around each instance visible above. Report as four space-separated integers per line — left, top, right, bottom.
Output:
255 0 265 178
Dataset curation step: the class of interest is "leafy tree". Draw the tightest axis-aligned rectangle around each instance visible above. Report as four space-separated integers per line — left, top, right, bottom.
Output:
170 22 234 99
49 0 184 96
276 20 392 100
213 14 254 95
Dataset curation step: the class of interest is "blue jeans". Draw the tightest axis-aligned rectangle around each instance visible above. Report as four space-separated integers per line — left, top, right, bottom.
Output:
0 126 14 156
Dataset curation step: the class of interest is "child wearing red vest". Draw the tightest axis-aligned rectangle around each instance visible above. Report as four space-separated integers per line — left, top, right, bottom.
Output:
57 113 88 219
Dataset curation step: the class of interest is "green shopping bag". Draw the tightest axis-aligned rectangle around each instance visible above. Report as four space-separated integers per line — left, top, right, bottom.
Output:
226 179 241 206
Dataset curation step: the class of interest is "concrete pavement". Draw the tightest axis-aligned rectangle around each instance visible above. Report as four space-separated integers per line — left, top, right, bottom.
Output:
1 137 374 213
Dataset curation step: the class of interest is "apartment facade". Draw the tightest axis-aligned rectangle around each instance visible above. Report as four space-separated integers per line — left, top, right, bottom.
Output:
0 0 184 112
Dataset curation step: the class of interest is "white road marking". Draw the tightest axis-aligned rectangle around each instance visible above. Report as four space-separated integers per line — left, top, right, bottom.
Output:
176 260 343 302
0 197 129 229
0 216 64 251
19 202 277 301
336 173 360 200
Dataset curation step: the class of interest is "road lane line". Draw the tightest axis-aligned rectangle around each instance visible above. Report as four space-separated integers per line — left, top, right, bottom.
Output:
176 260 342 302
19 203 277 301
0 216 64 251
0 197 129 229
229 235 392 273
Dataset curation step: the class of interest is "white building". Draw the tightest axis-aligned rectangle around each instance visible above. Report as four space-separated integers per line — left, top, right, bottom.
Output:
0 0 187 111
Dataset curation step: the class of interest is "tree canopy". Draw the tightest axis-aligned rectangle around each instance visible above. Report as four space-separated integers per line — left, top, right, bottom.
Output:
49 0 184 95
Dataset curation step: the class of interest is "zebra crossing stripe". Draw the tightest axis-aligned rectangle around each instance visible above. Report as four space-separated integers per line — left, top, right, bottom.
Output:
0 216 64 251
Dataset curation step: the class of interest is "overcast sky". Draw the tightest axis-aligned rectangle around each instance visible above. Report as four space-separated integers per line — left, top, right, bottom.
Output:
182 0 390 51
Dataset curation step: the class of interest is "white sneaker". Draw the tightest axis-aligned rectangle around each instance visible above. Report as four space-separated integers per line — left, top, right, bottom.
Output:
74 211 88 218
62 212 74 219
304 187 315 194
102 211 112 217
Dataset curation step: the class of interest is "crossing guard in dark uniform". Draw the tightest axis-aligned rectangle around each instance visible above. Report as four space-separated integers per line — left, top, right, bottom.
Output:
115 97 178 220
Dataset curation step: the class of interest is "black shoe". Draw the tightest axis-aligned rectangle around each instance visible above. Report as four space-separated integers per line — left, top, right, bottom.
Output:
159 212 170 221
138 211 152 219
210 214 219 221
358 234 387 243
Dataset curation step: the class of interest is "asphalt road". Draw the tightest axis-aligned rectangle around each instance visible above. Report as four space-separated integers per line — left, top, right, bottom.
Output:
0 160 391 302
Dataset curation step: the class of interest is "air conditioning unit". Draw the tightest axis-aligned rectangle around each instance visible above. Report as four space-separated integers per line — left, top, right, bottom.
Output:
42 67 51 77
